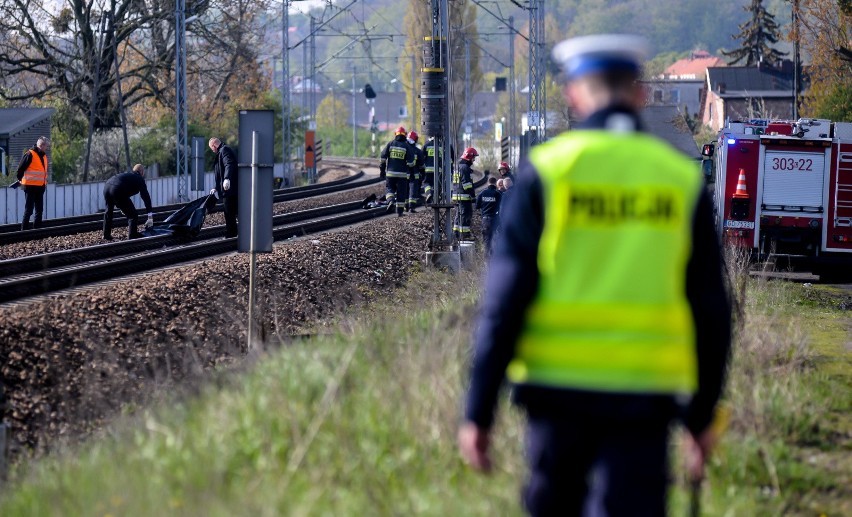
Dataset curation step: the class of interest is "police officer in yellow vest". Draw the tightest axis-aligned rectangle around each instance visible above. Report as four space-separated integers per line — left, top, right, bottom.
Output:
458 35 731 516
16 136 51 231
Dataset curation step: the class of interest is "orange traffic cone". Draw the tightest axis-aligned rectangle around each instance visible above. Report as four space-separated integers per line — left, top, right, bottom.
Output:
733 169 749 199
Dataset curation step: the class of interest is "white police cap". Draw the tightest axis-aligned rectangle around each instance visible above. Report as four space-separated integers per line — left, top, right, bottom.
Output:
552 34 650 80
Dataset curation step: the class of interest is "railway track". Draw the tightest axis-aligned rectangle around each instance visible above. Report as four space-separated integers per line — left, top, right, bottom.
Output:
0 163 378 245
0 162 490 303
0 201 390 304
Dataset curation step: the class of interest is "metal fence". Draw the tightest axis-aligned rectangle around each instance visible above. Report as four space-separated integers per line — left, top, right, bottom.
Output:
0 172 216 225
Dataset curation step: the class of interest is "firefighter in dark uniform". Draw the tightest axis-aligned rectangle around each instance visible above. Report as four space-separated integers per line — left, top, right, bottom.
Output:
208 137 239 238
452 147 478 240
405 131 425 213
103 164 154 240
458 34 732 516
16 136 50 231
380 126 416 217
498 161 515 183
475 176 502 254
422 136 438 204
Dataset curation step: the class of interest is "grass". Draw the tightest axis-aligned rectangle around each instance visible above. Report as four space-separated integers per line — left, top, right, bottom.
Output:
0 257 849 516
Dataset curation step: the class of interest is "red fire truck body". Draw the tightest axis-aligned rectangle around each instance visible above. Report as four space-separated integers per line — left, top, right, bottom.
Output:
710 118 852 270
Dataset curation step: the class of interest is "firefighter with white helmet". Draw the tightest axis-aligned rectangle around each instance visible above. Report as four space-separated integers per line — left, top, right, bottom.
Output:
452 147 478 240
380 126 416 216
458 34 732 515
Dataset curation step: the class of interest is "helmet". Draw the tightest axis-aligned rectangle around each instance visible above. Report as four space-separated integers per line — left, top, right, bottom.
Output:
407 131 419 142
461 147 479 161
498 161 510 171
395 126 407 136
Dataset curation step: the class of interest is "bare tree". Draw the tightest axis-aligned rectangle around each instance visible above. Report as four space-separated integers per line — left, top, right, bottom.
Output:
0 0 269 128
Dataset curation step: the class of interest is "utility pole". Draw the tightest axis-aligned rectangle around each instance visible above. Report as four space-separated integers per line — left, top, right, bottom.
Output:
352 64 357 157
422 0 457 268
464 37 471 143
792 0 800 120
282 0 290 181
508 16 516 166
175 0 189 201
83 15 107 183
109 9 131 174
411 52 417 131
528 0 545 145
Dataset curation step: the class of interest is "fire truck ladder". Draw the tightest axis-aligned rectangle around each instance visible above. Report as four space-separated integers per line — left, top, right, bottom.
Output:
835 152 852 227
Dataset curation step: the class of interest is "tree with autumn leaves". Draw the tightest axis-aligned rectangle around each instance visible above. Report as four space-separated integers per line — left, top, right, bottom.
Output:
798 0 852 120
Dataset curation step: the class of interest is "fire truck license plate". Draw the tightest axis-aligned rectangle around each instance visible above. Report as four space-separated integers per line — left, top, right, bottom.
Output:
725 220 755 229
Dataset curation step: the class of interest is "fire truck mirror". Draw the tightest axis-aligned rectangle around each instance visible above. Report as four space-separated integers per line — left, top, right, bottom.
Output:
701 143 715 157
701 159 715 184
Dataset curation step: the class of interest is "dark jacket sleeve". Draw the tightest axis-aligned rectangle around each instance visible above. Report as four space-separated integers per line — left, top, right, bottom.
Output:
684 189 732 435
15 151 32 179
222 146 237 182
139 181 153 213
464 159 544 429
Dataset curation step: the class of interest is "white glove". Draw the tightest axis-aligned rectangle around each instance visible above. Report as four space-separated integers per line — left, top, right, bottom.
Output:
223 179 231 191
210 188 219 199
144 214 154 229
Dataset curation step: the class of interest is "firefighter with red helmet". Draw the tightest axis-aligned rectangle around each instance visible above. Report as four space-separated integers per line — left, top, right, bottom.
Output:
498 161 515 183
406 131 425 213
453 147 478 239
380 126 416 216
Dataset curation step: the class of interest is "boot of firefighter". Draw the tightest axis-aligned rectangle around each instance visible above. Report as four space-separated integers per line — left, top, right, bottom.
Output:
386 196 396 213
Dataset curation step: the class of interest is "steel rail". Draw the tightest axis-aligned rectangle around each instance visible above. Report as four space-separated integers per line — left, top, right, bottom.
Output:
0 171 382 245
0 205 390 304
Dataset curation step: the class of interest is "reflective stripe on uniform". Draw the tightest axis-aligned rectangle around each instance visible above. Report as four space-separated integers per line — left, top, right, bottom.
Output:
21 150 48 186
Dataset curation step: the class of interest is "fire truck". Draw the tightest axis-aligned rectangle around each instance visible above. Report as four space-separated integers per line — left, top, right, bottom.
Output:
702 118 852 277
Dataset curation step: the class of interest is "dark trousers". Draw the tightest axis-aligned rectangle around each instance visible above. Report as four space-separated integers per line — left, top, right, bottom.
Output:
223 196 238 238
422 173 434 200
385 176 408 214
481 214 498 253
407 176 421 209
522 412 670 517
104 193 140 238
21 185 46 230
453 200 473 239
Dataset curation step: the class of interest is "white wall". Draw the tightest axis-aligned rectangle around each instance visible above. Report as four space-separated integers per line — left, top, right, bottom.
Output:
0 172 216 225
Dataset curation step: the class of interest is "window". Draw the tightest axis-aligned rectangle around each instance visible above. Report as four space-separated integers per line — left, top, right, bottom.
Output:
653 90 663 103
670 89 680 103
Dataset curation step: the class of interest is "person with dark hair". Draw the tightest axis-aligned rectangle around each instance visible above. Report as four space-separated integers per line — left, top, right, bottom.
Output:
208 137 239 238
475 176 502 254
458 34 732 516
16 136 50 230
103 164 153 240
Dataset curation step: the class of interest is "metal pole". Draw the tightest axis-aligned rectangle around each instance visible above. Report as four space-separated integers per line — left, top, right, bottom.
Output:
109 10 132 173
175 0 189 201
248 131 258 350
411 51 416 131
792 0 800 120
352 65 357 158
83 15 107 183
282 0 290 182
509 16 516 165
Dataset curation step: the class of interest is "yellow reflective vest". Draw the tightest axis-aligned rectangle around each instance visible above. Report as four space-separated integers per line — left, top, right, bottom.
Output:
21 149 48 186
507 130 703 395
